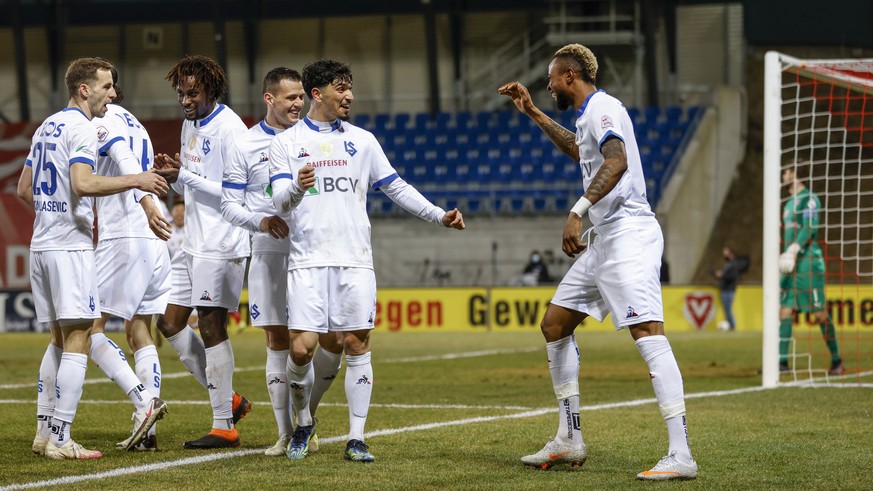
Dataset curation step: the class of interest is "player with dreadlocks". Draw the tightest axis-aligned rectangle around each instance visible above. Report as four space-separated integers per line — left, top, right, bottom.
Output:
153 55 253 449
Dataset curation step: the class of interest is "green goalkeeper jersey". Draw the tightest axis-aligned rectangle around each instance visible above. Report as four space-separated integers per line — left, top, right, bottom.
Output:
782 188 822 259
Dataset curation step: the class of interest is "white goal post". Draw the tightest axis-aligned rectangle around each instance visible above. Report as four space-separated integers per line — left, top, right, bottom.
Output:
763 51 873 387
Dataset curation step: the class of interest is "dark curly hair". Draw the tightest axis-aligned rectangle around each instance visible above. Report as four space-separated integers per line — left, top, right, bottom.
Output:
302 59 352 100
165 55 228 102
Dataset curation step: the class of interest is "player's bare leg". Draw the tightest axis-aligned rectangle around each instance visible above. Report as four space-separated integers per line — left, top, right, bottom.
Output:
521 304 588 469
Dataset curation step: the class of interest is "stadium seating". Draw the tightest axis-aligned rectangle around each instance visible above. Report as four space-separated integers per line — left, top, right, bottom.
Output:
361 106 702 216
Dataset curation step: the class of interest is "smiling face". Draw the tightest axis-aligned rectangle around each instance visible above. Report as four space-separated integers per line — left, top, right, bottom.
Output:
87 68 117 118
319 78 354 121
547 59 575 112
176 76 215 121
265 78 305 129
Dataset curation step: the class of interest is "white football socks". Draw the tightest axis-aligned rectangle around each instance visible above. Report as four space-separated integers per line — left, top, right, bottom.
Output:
345 352 373 442
265 347 292 436
635 335 692 462
134 345 162 437
310 348 342 418
166 326 208 389
51 352 88 446
90 333 152 410
546 335 584 447
287 359 314 427
204 340 235 430
36 343 62 438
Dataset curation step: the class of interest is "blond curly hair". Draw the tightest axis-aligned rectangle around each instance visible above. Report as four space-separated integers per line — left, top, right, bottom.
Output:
554 44 598 84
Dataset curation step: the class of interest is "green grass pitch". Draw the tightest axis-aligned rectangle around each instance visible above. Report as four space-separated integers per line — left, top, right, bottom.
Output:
1 329 870 490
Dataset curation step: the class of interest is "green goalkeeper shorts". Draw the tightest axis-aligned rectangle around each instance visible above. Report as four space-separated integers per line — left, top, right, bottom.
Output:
780 256 826 312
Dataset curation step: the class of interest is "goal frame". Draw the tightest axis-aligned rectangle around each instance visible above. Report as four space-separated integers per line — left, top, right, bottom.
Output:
762 51 873 387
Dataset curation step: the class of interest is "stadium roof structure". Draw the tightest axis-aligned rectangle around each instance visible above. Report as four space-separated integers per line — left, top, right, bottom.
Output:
3 0 543 27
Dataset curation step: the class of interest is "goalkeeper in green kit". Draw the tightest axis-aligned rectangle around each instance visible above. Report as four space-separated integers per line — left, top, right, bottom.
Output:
778 163 844 375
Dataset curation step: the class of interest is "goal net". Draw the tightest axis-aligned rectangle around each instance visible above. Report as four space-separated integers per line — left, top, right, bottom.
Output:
763 51 873 387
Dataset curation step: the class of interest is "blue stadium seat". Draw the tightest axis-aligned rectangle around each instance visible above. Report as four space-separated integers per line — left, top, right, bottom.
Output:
354 114 371 129
414 112 432 130
455 111 472 130
475 111 492 129
665 105 682 124
627 107 640 125
436 112 451 131
466 197 482 214
374 113 391 131
644 106 660 124
394 113 411 131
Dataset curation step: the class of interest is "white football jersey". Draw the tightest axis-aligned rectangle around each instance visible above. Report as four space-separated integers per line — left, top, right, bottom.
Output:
221 119 290 255
574 90 654 227
268 117 398 269
93 104 155 241
26 107 97 252
178 104 249 259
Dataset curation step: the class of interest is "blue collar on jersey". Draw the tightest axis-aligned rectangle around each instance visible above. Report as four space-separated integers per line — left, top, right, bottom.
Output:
196 104 225 127
302 116 342 133
63 107 89 120
259 119 277 135
576 89 605 119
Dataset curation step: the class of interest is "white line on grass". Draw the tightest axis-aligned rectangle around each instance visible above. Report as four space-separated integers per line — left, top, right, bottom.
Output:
381 347 541 363
0 382 827 491
0 348 540 390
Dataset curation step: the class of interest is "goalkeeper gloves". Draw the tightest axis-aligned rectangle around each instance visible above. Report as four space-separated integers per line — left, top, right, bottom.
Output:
778 243 801 274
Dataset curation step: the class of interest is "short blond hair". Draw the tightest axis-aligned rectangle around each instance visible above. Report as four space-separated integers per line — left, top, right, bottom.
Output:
554 44 598 84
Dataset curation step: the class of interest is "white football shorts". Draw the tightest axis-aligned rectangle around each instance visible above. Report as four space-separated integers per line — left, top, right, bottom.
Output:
30 250 101 323
168 250 247 312
551 216 664 330
95 238 171 320
248 253 288 327
287 266 377 333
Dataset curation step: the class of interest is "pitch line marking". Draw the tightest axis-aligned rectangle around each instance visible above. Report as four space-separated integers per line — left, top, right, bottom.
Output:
0 347 540 391
1 381 860 491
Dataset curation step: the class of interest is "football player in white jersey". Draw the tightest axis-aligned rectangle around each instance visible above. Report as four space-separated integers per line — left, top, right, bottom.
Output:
221 67 344 456
498 44 697 480
269 59 465 462
152 55 252 449
90 65 172 452
17 57 168 460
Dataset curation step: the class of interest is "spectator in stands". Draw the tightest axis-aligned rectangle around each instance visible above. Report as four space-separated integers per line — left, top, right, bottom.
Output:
509 250 551 286
711 246 746 331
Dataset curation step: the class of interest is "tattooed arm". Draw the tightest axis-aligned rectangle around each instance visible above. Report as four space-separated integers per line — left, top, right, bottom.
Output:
561 136 628 258
583 136 628 204
497 81 579 161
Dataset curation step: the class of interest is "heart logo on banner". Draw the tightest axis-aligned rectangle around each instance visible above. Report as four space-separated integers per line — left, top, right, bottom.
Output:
683 292 715 330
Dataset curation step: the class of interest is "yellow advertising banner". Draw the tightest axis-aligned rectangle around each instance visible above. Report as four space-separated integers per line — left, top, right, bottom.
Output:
234 285 873 333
